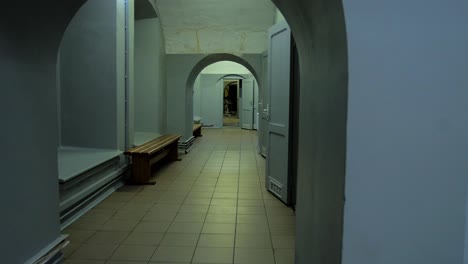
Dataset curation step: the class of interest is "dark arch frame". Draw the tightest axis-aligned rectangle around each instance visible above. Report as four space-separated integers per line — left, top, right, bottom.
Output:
186 53 262 91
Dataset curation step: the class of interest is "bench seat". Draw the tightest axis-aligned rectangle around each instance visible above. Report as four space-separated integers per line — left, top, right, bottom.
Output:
125 134 181 184
193 124 202 137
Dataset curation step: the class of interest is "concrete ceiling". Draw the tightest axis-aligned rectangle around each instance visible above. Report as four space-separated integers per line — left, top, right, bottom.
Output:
155 0 276 54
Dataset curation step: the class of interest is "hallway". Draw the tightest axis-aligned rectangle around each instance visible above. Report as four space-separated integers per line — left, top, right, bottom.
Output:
64 128 295 264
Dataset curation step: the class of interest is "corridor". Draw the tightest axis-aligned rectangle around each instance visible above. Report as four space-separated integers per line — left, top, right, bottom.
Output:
64 128 295 264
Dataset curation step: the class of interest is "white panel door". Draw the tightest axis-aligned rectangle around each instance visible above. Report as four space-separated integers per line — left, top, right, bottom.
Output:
217 78 224 128
266 21 291 204
259 53 269 157
241 78 254 130
253 80 259 130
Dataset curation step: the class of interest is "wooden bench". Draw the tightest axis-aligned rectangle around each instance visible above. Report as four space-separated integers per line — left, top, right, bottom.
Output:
124 134 181 185
193 124 202 137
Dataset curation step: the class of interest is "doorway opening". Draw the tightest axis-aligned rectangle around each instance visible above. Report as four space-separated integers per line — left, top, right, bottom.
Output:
223 79 240 127
192 60 259 131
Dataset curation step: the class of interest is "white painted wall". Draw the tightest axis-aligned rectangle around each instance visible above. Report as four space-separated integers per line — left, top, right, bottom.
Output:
466 192 468 264
342 1 468 264
199 74 225 127
193 75 201 119
201 61 252 75
274 8 286 24
134 18 167 134
166 54 263 141
59 0 122 150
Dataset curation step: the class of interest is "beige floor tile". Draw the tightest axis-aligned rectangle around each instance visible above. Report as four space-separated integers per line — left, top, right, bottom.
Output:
173 213 207 223
198 234 235 248
268 215 295 226
210 199 238 206
236 215 268 224
142 211 177 222
237 207 265 215
122 232 164 246
63 260 105 264
62 243 81 258
235 234 272 249
271 236 295 249
237 199 264 207
85 231 129 245
202 223 235 234
70 219 105 231
81 209 115 222
178 205 209 214
133 221 171 233
268 225 296 236
205 214 237 224
70 244 118 260
236 224 269 235
168 222 204 233
110 245 156 261
192 247 234 264
100 220 139 232
187 191 214 198
183 198 212 205
160 233 199 247
149 203 180 213
94 202 126 211
214 187 238 193
120 202 154 212
112 210 146 221
265 207 295 216
238 193 263 200
151 246 195 263
274 249 295 264
106 261 147 264
208 205 237 214
66 230 95 244
234 248 275 264
212 193 238 199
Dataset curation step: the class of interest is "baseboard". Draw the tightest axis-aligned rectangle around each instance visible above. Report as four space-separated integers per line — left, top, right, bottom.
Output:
178 136 195 154
60 166 128 229
25 235 67 264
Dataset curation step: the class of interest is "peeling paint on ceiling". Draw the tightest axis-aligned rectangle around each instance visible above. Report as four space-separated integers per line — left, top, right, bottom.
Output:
155 0 276 54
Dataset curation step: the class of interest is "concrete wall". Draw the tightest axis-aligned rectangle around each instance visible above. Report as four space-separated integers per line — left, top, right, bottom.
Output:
134 18 167 134
0 1 86 263
193 75 201 119
273 0 349 263
201 61 252 75
342 1 468 264
59 0 122 150
466 191 468 264
166 54 262 141
199 74 227 128
116 0 128 150
274 8 286 24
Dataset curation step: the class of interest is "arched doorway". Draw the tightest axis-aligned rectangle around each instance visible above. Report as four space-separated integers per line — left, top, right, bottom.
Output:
2 1 349 263
190 60 260 129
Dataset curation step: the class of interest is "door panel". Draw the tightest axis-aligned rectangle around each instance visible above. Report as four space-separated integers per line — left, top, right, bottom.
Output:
266 21 291 204
217 79 224 128
259 53 269 157
241 78 254 130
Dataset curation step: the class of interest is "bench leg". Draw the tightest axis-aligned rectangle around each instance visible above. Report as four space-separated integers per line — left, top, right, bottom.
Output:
129 156 156 185
169 142 182 161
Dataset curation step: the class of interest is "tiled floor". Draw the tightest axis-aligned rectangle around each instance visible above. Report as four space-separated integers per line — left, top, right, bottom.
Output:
64 128 295 264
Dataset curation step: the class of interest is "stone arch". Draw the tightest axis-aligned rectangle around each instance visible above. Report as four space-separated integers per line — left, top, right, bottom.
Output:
2 0 348 263
182 54 262 140
186 53 262 91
